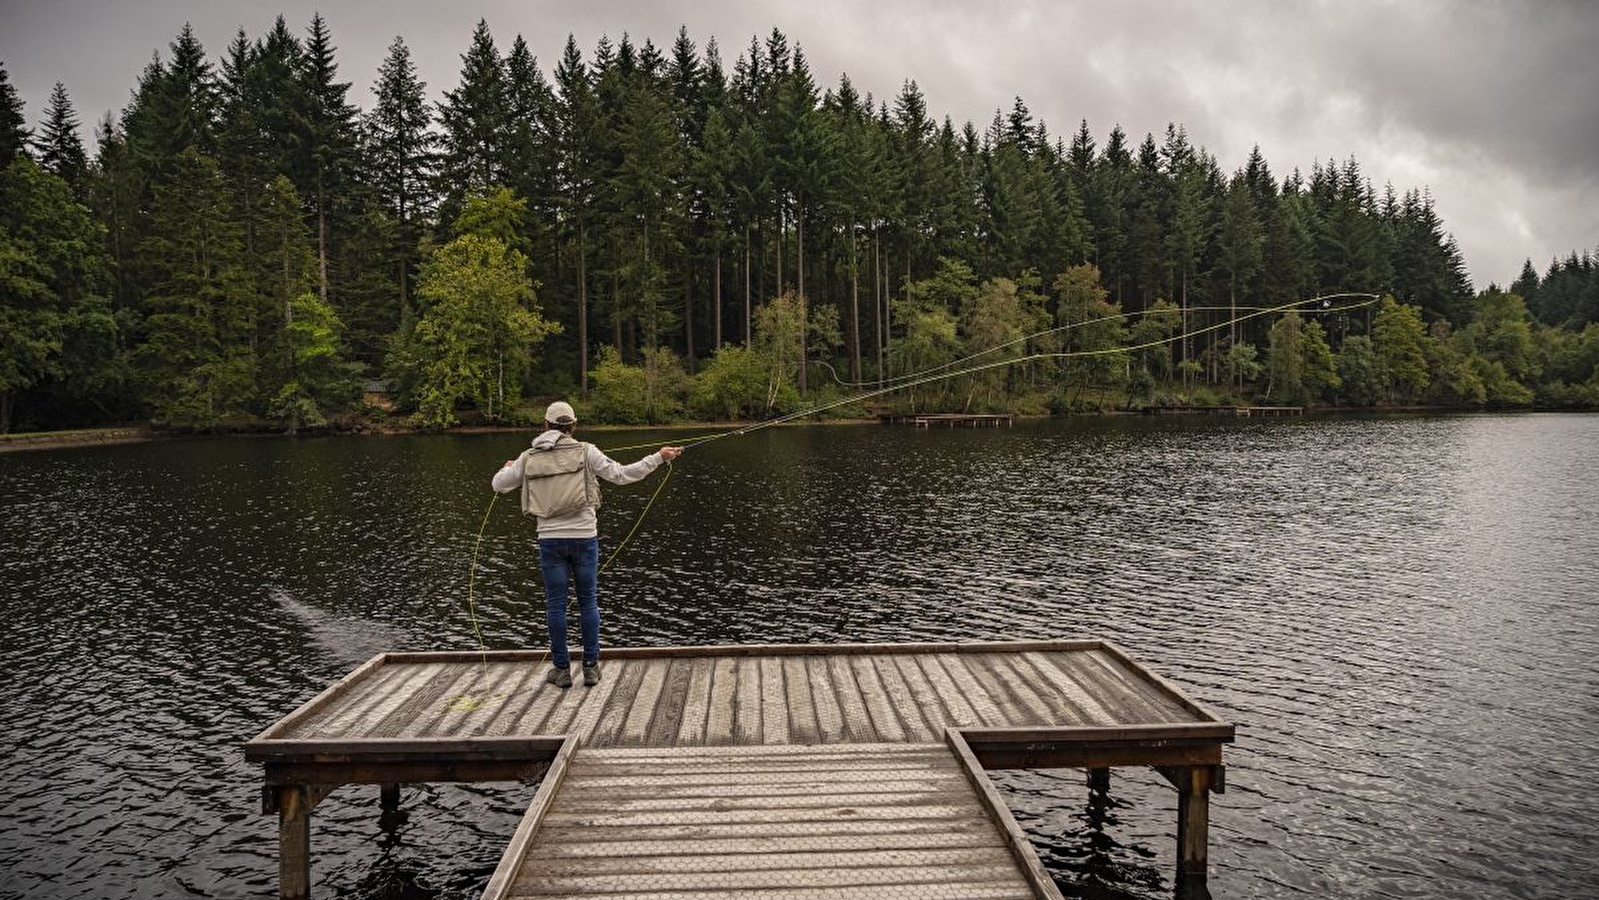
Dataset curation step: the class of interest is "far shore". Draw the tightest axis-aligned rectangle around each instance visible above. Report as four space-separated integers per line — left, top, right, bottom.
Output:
3 405 1582 454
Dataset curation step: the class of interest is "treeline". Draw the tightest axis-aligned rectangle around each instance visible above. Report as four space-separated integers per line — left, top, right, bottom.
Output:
2 18 1597 433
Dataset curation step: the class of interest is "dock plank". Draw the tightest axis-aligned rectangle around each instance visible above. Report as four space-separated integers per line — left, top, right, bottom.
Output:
757 657 787 744
848 655 905 743
730 657 762 745
781 657 818 742
705 657 739 745
671 657 715 745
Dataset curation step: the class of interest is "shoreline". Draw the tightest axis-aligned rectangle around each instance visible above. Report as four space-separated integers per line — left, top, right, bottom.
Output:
2 406 1586 454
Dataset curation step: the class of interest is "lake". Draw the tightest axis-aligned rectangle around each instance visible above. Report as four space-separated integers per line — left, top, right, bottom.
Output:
1 413 1595 899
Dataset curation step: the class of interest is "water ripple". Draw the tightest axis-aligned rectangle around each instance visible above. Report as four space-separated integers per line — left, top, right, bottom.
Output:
1 415 1596 898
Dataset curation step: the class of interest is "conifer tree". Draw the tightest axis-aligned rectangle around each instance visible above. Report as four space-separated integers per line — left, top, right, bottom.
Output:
0 62 29 161
438 20 508 210
299 13 359 306
366 35 436 330
553 34 599 391
34 83 88 193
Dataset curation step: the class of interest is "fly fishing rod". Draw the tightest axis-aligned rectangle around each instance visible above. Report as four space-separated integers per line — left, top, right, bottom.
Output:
462 290 1379 657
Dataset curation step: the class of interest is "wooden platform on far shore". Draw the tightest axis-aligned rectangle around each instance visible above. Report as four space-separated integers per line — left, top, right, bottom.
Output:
1140 405 1303 416
245 640 1233 900
879 413 1014 427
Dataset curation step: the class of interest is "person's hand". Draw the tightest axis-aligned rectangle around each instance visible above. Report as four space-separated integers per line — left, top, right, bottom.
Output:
660 446 683 462
504 459 515 467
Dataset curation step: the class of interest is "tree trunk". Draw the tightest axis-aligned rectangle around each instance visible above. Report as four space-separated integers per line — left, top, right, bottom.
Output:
1230 278 1238 392
685 264 695 369
1180 270 1188 389
874 229 884 387
1 392 12 435
744 223 752 344
850 229 861 384
714 252 722 351
317 171 329 304
578 225 589 395
797 212 806 395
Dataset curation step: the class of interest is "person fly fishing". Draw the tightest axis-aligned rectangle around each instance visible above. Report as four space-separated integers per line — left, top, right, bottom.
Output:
492 400 682 688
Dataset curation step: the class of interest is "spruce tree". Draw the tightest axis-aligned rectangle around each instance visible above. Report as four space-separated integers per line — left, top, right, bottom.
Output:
366 35 436 329
299 13 359 305
0 62 29 161
553 34 600 391
438 20 508 209
34 83 88 192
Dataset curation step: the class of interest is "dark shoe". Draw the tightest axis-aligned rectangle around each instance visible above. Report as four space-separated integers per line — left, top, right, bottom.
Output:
545 666 572 689
583 662 601 686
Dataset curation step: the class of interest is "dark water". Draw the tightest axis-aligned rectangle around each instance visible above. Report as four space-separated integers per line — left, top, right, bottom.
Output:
2 414 1596 899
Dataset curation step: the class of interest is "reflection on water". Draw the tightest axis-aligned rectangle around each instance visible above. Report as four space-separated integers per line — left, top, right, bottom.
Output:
1 414 1596 899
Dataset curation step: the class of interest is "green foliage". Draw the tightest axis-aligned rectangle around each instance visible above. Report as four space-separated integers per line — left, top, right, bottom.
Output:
0 62 28 162
959 277 1029 408
268 292 358 430
754 291 806 412
1054 264 1125 388
1372 296 1430 402
406 231 557 427
893 261 965 408
1264 311 1305 402
1336 335 1384 406
1423 322 1486 406
9 19 1599 429
1459 289 1536 382
1229 342 1262 384
135 148 256 428
587 345 690 424
1301 319 1340 404
691 344 772 420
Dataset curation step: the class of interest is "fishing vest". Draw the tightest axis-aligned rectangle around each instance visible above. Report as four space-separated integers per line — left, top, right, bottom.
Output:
518 436 602 519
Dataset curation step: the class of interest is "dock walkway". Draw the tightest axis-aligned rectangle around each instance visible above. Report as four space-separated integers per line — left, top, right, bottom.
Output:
245 640 1233 899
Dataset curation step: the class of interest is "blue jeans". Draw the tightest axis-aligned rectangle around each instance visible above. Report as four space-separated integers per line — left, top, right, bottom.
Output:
538 537 600 668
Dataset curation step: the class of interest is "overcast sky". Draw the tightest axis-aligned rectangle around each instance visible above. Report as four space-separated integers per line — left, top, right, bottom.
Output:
4 0 1596 288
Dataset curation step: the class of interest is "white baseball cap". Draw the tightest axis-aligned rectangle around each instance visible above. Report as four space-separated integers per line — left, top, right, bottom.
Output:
544 400 577 424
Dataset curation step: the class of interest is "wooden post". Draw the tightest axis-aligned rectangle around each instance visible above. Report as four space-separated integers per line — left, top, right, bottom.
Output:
380 783 400 813
1172 765 1215 894
269 783 334 900
278 785 311 900
1087 767 1110 794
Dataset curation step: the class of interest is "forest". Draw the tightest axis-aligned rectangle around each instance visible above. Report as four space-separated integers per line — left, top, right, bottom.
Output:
2 16 1598 434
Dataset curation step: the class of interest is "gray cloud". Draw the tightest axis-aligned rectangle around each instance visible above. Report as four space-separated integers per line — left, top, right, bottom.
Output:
3 0 1595 285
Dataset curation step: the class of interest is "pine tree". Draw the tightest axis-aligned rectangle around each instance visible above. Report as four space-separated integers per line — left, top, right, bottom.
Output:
1215 171 1264 387
0 62 29 161
298 13 360 306
438 20 508 209
366 35 437 331
34 83 88 193
0 156 116 431
553 34 601 391
134 148 253 425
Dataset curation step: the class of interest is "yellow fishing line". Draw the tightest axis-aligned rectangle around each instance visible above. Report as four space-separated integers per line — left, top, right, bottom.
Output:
463 291 1377 664
464 491 496 665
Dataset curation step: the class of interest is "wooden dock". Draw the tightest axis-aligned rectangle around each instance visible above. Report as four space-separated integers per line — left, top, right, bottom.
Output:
245 640 1233 899
879 413 1015 427
1140 405 1303 416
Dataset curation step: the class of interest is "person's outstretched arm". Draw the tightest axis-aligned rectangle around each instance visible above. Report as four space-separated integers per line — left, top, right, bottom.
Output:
586 445 682 485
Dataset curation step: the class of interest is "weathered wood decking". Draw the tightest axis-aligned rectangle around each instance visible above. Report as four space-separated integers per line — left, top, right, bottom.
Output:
245 640 1233 899
483 737 1059 900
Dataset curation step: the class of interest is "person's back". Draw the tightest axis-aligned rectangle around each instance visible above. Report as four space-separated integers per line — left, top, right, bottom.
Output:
491 400 681 687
